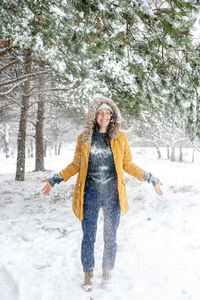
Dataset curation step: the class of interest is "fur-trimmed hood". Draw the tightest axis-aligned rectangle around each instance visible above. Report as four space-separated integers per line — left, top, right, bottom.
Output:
82 96 122 144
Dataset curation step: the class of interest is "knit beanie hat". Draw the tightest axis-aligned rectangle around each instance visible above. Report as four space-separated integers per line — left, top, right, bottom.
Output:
97 103 113 114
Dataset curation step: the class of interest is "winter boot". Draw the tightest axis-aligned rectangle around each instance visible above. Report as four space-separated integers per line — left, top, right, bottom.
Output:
101 269 112 290
83 272 93 292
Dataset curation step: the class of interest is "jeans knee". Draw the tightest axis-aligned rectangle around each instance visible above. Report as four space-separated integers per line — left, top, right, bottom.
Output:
83 232 96 245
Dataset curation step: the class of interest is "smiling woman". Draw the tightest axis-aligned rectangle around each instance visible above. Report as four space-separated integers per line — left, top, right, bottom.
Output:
41 95 163 292
96 107 112 133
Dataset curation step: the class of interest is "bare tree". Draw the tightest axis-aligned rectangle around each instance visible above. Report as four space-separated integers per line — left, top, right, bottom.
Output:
15 50 32 181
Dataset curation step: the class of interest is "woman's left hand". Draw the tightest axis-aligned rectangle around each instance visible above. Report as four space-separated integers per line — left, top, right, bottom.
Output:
154 181 163 196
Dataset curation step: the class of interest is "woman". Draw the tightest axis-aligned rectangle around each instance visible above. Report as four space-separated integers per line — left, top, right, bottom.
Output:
42 96 163 292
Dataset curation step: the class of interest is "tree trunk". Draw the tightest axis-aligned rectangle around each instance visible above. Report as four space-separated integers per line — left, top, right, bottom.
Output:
155 144 161 159
2 126 9 158
0 108 9 158
28 140 33 158
44 139 47 157
30 139 34 157
55 144 58 155
58 141 62 155
35 98 45 171
167 145 170 160
171 146 175 162
15 50 32 181
27 146 31 158
179 147 183 162
192 148 195 163
2 134 9 158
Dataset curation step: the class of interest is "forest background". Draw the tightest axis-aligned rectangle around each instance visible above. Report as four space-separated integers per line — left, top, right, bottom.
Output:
0 0 200 181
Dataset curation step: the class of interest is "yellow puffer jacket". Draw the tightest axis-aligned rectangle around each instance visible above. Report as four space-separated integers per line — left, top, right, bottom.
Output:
59 131 145 221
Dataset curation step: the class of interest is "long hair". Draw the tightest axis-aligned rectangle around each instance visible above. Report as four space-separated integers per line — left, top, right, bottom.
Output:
92 111 118 145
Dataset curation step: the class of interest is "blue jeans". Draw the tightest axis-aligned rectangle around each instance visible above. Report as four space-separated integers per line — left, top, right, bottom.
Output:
81 188 121 273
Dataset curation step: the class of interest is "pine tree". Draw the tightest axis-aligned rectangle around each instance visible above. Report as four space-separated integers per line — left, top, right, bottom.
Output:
0 0 199 179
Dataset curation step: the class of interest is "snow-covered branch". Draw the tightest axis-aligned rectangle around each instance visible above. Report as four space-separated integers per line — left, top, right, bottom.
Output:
0 60 19 73
3 95 24 108
0 79 27 96
0 70 50 88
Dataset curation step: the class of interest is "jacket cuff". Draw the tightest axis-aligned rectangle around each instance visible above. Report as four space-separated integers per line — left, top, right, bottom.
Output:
143 172 159 187
48 173 64 187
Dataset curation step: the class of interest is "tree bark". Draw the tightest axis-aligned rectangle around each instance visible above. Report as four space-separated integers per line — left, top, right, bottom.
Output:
15 50 32 181
35 98 45 171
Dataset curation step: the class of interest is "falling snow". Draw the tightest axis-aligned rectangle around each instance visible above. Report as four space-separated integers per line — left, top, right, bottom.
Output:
0 147 200 300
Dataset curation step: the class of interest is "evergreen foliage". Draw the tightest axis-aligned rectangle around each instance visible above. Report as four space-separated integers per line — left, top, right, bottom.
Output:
0 0 200 167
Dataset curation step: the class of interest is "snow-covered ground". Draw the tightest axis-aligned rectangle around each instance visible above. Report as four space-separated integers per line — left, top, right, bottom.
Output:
0 147 200 300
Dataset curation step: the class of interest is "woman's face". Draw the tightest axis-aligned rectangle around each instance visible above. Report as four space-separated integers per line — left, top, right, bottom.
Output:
96 108 111 132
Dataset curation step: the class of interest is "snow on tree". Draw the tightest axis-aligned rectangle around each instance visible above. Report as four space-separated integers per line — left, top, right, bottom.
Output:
0 0 200 180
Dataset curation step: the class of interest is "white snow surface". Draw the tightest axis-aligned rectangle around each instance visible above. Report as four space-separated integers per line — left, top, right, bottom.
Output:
0 148 200 300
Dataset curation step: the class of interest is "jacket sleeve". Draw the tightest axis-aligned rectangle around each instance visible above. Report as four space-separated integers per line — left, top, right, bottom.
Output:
59 134 82 181
123 133 146 181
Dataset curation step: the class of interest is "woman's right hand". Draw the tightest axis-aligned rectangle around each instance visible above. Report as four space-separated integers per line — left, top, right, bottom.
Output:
42 179 52 195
